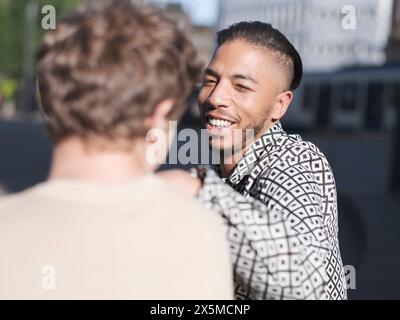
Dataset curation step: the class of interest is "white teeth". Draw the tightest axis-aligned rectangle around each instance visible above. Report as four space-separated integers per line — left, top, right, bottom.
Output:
208 117 233 128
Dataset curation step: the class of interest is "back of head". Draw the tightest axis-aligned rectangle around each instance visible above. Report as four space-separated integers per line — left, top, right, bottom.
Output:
217 21 303 91
37 0 202 144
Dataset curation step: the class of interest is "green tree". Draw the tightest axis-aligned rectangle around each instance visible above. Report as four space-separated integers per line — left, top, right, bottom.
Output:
0 0 81 80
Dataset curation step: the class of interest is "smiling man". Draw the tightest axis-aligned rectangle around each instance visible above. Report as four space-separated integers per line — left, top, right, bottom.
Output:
194 22 347 300
200 24 299 168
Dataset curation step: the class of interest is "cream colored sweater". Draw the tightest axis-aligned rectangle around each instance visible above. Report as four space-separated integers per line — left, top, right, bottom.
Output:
0 174 233 299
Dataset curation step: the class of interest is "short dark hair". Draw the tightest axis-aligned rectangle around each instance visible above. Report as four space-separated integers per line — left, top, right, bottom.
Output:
37 0 202 143
217 21 302 91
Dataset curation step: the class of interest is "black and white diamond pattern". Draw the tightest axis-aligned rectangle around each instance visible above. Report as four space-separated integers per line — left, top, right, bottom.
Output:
197 122 347 300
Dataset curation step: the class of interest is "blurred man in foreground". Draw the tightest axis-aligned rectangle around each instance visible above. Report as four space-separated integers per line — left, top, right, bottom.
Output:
0 0 233 299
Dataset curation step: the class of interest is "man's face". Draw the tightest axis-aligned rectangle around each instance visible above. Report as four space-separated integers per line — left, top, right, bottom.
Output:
198 39 291 152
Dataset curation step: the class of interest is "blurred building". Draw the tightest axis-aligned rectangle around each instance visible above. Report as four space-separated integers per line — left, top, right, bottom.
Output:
218 0 394 72
386 0 400 62
216 0 400 133
144 1 215 67
285 65 400 131
163 3 215 66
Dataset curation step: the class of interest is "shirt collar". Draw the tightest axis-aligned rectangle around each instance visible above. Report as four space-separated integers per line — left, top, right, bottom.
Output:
220 121 287 185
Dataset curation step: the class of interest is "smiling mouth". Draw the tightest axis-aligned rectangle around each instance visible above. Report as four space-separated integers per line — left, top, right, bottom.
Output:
206 116 236 129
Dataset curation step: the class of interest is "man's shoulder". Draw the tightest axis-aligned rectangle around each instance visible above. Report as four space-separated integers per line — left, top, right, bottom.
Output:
265 133 330 164
0 186 43 225
255 133 334 179
0 187 37 210
283 133 327 158
156 178 223 224
0 178 225 239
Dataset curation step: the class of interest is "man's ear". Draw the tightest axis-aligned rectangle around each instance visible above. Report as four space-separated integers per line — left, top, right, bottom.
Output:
271 91 293 122
144 99 175 130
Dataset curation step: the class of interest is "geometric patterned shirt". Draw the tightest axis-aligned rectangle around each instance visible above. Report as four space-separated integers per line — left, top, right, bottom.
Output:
196 122 347 300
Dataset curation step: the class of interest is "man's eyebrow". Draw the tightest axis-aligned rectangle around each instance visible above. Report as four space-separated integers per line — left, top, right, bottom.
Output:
231 74 259 85
204 67 219 78
204 68 259 85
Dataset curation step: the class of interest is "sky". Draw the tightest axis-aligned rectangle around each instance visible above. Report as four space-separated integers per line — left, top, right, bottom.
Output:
168 0 219 26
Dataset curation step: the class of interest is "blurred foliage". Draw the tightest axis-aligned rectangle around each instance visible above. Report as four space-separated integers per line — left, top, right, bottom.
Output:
0 0 81 79
0 78 18 101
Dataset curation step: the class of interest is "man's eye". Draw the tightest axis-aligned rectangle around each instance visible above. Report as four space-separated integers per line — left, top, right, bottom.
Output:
203 79 216 86
235 84 251 92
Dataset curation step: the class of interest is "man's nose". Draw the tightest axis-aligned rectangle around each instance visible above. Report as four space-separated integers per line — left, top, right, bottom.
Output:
207 82 231 108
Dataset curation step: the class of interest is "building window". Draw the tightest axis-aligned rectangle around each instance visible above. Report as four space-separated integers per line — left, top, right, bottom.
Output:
365 82 384 131
316 83 332 128
302 84 315 111
341 82 358 111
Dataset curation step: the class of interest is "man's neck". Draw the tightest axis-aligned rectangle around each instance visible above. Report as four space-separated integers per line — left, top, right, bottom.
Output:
48 136 151 184
220 122 276 177
220 152 241 177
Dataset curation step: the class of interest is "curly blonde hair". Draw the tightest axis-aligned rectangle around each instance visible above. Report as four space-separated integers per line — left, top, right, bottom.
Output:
37 0 202 143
